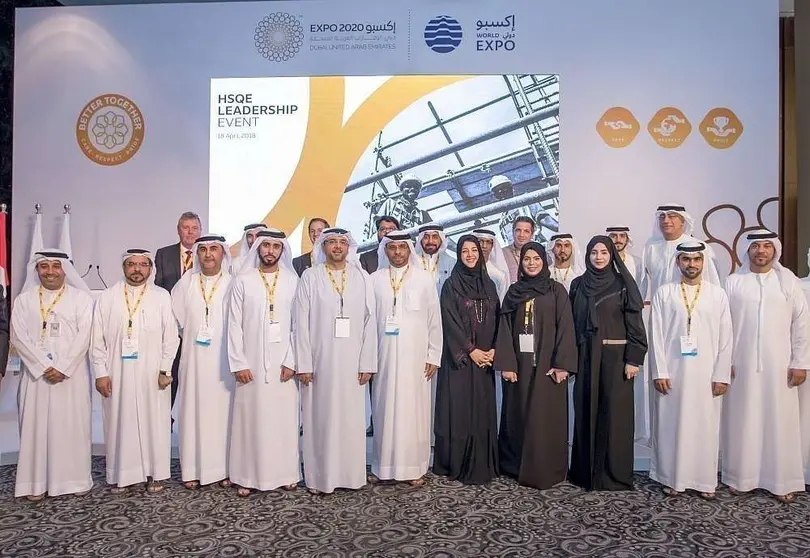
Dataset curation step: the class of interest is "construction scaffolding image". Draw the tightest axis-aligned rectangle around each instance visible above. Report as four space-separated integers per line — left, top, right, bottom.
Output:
209 74 560 254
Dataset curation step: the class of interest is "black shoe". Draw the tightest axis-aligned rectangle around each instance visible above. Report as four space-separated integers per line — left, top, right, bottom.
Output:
366 425 374 437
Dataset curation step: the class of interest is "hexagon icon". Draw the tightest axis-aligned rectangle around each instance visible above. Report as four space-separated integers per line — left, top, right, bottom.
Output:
647 107 692 149
596 107 640 148
699 108 743 149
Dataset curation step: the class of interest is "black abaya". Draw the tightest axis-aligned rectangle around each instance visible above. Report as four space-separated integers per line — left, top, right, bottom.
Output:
568 271 647 491
433 236 500 485
494 281 577 489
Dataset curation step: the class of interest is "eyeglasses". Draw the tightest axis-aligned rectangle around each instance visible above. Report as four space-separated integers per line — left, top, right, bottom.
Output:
125 261 152 269
325 239 349 247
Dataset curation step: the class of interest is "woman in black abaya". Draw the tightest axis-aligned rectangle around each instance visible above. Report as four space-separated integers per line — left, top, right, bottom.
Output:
495 242 578 489
569 236 647 491
433 235 500 485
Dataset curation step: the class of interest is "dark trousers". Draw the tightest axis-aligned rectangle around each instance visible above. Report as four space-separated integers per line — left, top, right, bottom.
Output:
170 339 182 428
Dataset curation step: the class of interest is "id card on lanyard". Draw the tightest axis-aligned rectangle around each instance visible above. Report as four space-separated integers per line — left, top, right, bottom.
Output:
327 267 350 339
260 270 282 343
122 284 147 360
680 281 701 357
196 273 222 346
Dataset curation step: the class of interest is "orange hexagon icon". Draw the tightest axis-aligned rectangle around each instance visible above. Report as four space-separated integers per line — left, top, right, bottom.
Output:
647 107 692 149
699 108 743 149
596 107 640 148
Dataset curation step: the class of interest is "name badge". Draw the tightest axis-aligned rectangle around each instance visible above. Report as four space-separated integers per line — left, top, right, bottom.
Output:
121 336 139 360
680 335 698 357
49 322 61 338
335 317 351 339
195 325 213 346
519 334 534 353
7 356 21 374
385 316 400 336
266 321 281 344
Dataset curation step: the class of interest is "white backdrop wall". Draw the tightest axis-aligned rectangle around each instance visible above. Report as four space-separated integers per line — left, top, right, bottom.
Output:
4 0 779 463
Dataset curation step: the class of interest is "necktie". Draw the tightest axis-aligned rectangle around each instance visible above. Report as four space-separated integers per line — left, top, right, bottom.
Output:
183 250 192 274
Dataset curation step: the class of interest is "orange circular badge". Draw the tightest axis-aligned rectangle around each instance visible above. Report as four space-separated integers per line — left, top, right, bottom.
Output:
647 107 691 149
596 107 640 148
76 94 145 166
699 108 743 149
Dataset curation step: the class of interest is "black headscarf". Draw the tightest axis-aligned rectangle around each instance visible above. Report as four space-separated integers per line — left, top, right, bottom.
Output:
501 242 554 314
571 235 643 344
445 235 498 301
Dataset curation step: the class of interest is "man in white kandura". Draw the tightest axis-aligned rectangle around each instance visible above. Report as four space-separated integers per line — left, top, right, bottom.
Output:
12 250 94 501
800 248 810 487
91 249 179 494
234 223 267 274
286 227 377 494
415 223 454 295
649 241 732 499
547 233 585 292
171 234 234 490
640 204 720 302
368 231 442 487
606 226 642 286
228 229 301 496
721 230 810 503
473 228 509 301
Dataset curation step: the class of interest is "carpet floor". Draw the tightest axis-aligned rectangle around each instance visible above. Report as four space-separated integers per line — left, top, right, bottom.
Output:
0 457 808 557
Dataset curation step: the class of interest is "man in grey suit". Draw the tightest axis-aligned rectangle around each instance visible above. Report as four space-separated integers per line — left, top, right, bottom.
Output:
154 211 201 425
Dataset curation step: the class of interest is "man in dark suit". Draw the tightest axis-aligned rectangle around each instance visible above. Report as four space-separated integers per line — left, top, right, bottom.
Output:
154 211 201 427
292 217 330 277
359 216 400 275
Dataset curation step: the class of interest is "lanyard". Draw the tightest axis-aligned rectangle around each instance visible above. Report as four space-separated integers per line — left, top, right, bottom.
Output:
523 299 534 334
421 254 438 276
198 272 223 325
124 283 148 338
680 280 701 336
259 270 280 321
553 266 570 284
38 285 66 337
326 267 347 317
389 265 409 312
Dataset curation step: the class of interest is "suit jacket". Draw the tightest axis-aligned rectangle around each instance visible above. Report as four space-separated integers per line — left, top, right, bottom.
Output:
292 252 312 277
154 242 184 293
359 249 379 275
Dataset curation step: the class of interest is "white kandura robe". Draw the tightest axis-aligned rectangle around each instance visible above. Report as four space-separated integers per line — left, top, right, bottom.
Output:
549 265 580 293
90 281 179 487
648 281 733 493
228 268 301 491
621 252 643 287
172 271 234 485
721 270 810 495
487 262 509 302
286 264 377 493
418 250 454 444
800 279 810 484
370 266 442 480
12 286 94 497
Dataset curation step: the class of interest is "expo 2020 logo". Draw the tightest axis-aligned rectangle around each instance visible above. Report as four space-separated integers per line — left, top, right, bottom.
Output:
424 15 463 54
75 94 145 166
255 12 305 62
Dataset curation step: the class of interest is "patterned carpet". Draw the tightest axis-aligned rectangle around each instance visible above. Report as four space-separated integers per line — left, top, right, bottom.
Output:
0 458 808 557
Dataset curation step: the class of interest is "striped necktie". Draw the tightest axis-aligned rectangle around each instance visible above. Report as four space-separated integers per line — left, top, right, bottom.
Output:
183 250 192 274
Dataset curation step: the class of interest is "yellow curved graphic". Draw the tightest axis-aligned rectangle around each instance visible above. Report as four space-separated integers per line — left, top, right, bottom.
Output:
257 75 472 252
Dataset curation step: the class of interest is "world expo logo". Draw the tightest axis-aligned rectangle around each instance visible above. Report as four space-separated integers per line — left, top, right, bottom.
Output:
424 15 462 54
254 12 305 62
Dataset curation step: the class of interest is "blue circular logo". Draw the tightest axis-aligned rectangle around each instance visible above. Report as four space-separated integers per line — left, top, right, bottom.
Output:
254 12 305 63
424 15 462 54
